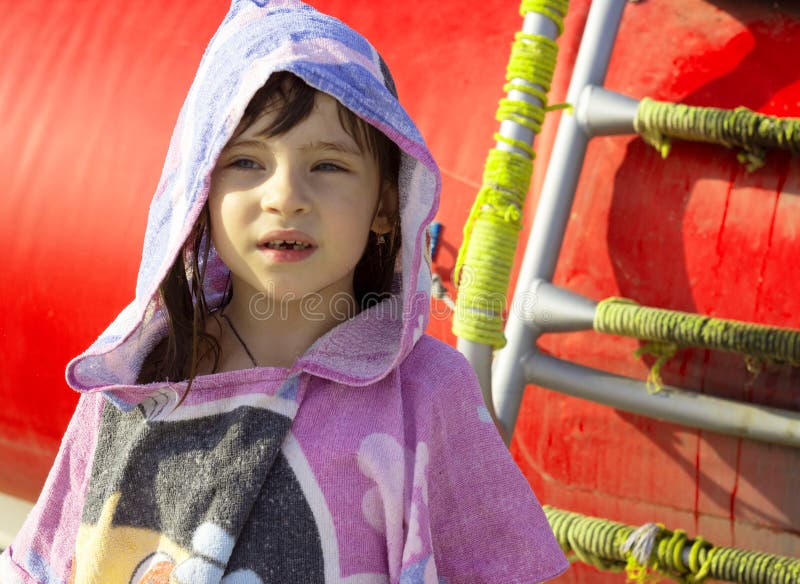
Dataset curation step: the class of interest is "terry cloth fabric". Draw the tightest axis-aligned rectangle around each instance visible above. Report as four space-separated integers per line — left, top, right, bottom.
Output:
1 1 569 582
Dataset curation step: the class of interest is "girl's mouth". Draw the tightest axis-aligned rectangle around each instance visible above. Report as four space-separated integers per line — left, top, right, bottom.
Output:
258 240 316 262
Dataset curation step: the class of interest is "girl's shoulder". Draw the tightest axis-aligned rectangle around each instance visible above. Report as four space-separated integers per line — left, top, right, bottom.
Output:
396 334 483 407
400 334 476 379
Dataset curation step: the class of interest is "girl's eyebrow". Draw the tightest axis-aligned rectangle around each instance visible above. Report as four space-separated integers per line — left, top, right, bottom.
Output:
299 140 363 156
225 138 362 156
225 138 270 151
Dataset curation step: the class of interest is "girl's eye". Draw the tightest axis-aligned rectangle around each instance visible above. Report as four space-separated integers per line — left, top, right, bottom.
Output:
313 162 346 172
231 158 261 170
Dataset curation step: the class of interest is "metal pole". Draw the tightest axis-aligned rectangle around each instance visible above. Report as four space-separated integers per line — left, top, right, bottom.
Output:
458 8 562 439
576 86 638 137
524 351 800 448
492 0 628 442
520 281 800 445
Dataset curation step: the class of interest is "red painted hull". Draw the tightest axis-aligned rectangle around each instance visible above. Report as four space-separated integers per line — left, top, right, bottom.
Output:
2 0 799 580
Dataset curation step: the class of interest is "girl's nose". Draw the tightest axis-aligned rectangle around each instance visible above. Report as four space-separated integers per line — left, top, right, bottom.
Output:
259 168 311 215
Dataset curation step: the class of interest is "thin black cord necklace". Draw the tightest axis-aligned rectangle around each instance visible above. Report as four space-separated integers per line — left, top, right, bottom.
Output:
220 312 259 368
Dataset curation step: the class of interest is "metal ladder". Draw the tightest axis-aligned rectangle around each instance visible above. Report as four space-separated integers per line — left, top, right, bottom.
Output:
458 0 800 448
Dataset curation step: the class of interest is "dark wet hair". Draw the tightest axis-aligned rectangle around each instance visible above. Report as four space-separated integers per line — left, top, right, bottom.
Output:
137 72 402 385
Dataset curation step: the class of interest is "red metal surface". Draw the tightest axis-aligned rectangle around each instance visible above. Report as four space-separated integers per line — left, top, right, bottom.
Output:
0 0 228 499
2 0 800 581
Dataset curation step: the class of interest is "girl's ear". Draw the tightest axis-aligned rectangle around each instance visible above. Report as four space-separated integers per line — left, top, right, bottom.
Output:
371 182 398 235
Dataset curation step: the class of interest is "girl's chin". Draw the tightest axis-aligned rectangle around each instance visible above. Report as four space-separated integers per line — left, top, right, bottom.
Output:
241 287 357 316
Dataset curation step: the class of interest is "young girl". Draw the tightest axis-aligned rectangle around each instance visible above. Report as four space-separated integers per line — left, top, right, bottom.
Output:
1 1 568 582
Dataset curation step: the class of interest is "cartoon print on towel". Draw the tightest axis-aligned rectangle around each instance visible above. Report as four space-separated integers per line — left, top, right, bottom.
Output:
70 401 326 583
358 434 438 584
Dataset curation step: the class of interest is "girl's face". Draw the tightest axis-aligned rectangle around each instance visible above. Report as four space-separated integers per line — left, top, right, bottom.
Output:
209 92 390 309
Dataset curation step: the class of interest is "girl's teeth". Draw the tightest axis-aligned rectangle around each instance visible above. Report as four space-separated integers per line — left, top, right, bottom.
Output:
266 240 309 250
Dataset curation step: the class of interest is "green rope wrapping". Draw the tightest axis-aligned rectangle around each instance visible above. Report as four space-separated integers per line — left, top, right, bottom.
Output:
453 150 532 346
545 506 800 584
453 0 567 348
595 298 800 362
595 298 800 391
520 0 569 34
635 97 800 171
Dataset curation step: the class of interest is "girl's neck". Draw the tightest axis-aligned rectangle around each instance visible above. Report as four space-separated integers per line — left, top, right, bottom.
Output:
219 285 357 370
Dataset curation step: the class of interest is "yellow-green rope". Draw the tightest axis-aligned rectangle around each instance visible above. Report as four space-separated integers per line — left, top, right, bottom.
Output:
635 97 800 171
520 0 569 34
595 298 800 391
545 506 800 584
453 0 568 348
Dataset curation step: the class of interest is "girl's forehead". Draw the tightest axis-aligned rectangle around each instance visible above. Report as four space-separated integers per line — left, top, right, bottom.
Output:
232 92 357 149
